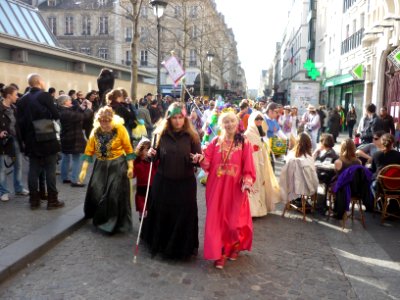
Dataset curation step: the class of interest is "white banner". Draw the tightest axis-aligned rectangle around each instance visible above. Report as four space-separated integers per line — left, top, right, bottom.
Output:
163 56 185 84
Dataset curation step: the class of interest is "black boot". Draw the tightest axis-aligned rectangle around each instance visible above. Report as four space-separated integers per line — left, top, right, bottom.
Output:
47 192 65 210
29 191 41 210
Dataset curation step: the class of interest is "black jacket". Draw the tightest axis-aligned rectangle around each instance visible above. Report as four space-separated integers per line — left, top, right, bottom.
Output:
155 130 201 180
0 101 21 156
59 106 93 154
17 88 60 157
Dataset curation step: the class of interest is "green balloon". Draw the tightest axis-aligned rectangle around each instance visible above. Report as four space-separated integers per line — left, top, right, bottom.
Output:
210 114 218 125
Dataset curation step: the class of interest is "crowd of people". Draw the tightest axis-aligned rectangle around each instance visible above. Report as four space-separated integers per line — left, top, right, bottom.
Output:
0 71 399 270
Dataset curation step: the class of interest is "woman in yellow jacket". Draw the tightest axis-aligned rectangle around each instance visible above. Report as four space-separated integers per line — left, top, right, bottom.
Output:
79 106 135 234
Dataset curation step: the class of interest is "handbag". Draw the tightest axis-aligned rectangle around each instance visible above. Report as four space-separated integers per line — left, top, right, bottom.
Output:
27 90 58 142
32 119 57 142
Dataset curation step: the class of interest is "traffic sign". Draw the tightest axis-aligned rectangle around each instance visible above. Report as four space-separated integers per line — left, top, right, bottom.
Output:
351 64 364 80
388 46 400 70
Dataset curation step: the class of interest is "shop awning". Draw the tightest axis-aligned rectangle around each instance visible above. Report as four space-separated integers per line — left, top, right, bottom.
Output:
323 74 358 88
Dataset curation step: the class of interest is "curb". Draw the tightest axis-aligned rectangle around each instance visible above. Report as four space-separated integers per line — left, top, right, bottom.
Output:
0 204 86 284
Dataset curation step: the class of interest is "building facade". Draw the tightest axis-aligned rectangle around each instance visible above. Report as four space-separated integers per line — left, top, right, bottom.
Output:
26 0 245 98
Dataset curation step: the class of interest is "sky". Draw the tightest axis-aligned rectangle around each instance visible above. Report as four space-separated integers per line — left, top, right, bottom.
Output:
214 0 289 90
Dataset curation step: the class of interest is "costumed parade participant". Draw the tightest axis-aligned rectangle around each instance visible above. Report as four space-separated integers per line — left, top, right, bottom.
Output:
144 102 201 259
244 111 281 217
133 137 158 220
196 111 256 269
79 107 135 234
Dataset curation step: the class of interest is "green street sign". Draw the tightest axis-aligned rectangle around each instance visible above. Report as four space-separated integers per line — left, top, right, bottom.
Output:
395 51 400 64
388 46 400 69
303 59 314 71
351 64 364 80
309 68 321 80
303 59 320 81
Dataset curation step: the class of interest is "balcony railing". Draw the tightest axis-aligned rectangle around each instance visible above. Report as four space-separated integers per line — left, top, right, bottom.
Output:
341 28 364 55
189 61 197 67
140 61 148 66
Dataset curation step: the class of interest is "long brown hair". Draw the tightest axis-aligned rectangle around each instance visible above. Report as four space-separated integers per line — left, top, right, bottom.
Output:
154 103 200 146
106 89 123 106
294 132 312 157
339 138 358 162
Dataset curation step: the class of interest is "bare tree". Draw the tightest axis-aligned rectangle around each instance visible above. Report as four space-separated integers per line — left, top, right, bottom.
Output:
117 0 145 103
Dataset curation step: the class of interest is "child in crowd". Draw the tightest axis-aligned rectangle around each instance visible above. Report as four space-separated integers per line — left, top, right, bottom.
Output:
133 138 158 220
354 133 361 148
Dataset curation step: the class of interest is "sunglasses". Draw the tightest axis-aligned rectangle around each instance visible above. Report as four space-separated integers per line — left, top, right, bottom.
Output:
255 117 264 121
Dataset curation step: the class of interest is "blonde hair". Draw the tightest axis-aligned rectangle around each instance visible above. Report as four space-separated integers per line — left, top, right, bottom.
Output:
339 138 357 162
218 111 239 129
294 132 312 157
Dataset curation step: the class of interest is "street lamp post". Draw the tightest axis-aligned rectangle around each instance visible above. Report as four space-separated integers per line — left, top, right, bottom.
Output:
150 0 168 96
206 51 214 98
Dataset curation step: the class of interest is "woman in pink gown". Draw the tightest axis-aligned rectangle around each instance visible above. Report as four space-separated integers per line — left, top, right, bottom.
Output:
196 111 256 269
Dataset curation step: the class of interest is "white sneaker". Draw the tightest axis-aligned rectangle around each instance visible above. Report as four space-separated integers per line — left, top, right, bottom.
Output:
16 189 29 196
1 194 9 201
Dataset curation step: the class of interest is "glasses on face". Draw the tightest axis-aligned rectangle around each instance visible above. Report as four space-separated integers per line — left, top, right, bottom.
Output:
373 137 379 140
99 119 111 123
255 117 264 121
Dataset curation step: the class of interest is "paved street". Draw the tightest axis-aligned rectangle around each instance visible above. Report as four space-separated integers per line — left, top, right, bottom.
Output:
0 150 399 299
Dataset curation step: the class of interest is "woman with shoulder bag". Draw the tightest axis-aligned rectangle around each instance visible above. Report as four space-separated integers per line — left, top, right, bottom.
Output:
0 85 29 202
346 105 357 138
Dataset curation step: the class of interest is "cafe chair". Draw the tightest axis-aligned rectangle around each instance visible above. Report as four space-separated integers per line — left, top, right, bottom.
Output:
330 165 373 229
282 193 317 222
375 164 400 224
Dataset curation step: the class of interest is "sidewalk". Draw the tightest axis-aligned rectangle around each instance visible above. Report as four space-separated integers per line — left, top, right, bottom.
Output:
0 162 91 283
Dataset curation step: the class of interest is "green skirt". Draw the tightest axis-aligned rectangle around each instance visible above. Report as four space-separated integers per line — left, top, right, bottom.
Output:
84 156 132 234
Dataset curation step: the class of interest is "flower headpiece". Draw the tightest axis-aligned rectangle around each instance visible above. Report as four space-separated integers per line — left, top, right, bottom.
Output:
167 104 187 119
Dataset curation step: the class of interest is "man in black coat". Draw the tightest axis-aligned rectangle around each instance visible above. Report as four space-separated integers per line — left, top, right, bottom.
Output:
17 73 64 210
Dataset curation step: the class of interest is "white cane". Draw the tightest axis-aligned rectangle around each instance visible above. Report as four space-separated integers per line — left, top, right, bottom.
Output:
133 134 157 263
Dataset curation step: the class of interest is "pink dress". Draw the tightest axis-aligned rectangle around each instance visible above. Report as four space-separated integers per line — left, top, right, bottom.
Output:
201 136 256 260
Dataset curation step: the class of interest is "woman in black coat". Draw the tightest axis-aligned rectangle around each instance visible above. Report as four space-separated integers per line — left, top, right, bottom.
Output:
106 89 137 141
328 108 341 143
58 95 93 187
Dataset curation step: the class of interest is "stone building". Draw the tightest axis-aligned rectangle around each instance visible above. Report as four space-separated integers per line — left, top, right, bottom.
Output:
23 0 245 98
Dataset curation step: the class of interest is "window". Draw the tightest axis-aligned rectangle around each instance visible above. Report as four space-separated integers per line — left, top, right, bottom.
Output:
48 17 56 35
189 6 198 18
140 50 148 66
82 15 91 35
80 47 91 55
174 5 181 17
140 6 148 18
99 48 108 60
98 0 107 6
125 50 131 65
345 24 349 38
189 49 197 66
360 13 365 28
48 0 56 6
353 19 357 33
65 16 73 35
140 26 147 42
125 27 132 42
99 16 108 35
191 25 198 40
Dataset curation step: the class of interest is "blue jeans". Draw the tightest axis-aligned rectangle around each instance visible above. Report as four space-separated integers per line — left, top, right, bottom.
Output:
61 153 82 183
0 140 25 196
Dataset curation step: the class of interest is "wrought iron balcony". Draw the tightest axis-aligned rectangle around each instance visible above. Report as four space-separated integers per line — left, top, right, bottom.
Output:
341 28 364 55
